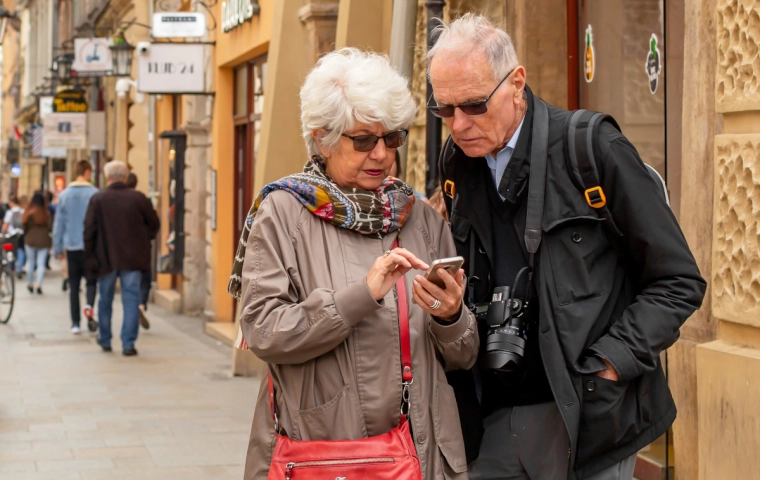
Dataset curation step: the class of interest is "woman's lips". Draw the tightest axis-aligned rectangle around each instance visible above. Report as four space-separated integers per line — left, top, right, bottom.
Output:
364 170 384 177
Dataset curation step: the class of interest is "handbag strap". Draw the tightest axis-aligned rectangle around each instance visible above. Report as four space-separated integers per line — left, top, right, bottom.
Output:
267 236 413 428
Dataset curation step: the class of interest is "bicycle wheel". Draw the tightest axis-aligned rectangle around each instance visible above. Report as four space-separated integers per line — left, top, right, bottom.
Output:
0 266 15 324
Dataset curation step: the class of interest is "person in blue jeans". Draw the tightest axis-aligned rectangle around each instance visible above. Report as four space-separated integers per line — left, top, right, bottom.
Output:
22 193 51 294
84 161 160 356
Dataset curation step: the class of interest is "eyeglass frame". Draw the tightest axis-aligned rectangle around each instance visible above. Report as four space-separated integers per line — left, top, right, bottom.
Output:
340 129 409 152
426 67 517 118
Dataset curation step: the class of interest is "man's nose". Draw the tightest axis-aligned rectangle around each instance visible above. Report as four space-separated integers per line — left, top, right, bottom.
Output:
451 108 471 133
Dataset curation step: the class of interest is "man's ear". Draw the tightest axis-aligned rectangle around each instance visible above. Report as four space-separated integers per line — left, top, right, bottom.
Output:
312 129 332 159
511 66 527 101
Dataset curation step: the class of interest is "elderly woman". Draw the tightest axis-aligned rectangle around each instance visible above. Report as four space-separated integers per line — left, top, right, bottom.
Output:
229 48 478 480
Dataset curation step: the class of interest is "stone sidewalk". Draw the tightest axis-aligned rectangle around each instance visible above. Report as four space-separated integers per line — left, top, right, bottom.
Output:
0 267 260 480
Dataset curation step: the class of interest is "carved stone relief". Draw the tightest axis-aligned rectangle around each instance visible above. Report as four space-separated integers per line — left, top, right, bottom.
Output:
713 134 760 327
716 0 760 112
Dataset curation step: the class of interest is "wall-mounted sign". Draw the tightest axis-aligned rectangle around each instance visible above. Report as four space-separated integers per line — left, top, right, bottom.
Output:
584 25 596 83
53 88 88 113
39 96 68 157
137 43 207 94
42 113 87 149
645 33 662 94
152 13 207 38
221 0 260 33
72 38 113 75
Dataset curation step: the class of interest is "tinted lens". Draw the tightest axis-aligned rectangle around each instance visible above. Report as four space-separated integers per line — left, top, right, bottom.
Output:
459 102 489 116
352 135 379 152
383 131 407 149
429 106 455 118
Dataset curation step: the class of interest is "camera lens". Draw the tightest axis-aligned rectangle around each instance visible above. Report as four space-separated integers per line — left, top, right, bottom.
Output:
482 326 526 373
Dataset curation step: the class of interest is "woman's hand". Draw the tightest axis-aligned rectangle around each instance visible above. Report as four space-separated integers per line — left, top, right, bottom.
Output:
366 248 429 301
413 268 465 321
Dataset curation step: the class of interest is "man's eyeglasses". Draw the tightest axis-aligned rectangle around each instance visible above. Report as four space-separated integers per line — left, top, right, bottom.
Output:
341 129 409 152
427 68 516 119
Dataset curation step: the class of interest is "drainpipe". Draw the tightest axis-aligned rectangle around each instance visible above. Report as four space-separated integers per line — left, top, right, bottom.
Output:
424 0 445 197
389 0 417 179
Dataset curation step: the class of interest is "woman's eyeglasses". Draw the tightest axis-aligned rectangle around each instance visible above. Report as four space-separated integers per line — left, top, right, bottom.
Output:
341 129 409 152
426 68 516 119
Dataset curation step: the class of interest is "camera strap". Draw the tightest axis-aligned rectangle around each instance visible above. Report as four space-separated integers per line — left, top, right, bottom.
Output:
524 99 550 270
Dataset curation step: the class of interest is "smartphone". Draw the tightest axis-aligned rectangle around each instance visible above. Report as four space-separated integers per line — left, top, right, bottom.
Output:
424 256 464 288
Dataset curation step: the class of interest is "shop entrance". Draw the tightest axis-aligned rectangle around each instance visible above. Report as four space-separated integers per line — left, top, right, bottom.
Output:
571 0 684 478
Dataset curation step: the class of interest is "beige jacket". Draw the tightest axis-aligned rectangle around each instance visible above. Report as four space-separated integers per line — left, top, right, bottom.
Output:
239 191 479 480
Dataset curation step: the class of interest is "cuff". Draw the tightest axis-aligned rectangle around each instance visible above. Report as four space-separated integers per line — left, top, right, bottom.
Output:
589 335 640 382
430 305 472 344
333 279 383 327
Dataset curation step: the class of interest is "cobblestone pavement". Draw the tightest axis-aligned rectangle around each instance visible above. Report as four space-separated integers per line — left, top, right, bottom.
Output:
0 266 259 480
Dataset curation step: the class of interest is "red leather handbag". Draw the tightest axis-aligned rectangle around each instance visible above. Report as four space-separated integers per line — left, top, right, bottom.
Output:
266 240 423 480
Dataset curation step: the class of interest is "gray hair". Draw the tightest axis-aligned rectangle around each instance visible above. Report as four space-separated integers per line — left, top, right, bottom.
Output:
300 47 417 158
427 13 519 81
104 160 129 182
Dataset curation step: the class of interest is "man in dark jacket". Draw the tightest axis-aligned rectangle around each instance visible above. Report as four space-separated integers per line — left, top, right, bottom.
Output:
428 15 706 480
84 161 159 356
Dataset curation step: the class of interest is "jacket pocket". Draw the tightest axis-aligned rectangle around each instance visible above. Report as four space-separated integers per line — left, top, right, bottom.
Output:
576 375 643 466
432 381 468 474
545 217 615 306
293 384 367 441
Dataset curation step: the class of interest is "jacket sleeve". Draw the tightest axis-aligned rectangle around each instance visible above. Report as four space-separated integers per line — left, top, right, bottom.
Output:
427 209 480 371
52 195 65 255
588 127 707 382
83 198 98 260
239 194 383 365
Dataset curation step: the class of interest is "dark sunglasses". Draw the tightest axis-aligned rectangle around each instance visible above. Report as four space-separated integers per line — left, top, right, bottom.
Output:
341 129 409 152
427 68 516 118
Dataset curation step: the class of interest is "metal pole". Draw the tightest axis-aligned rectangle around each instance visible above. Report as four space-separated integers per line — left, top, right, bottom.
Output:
389 0 418 180
424 0 445 198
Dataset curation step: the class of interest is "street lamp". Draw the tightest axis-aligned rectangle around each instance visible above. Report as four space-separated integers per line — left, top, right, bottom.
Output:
110 31 135 77
52 53 75 82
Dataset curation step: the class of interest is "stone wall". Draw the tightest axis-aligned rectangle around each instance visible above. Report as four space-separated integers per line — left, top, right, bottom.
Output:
716 0 760 112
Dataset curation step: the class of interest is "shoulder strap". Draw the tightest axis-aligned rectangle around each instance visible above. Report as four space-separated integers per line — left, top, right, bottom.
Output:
524 99 550 267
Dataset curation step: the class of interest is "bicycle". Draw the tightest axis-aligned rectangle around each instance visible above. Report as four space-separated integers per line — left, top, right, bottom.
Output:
0 235 17 324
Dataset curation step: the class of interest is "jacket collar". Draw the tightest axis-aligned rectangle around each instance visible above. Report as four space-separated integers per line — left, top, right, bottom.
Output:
69 180 94 187
107 182 128 190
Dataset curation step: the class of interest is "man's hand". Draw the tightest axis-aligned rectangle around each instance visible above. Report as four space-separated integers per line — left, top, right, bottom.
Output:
594 357 620 382
56 254 64 260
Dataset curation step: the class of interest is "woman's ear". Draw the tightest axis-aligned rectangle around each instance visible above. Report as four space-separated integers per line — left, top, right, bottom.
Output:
312 129 332 159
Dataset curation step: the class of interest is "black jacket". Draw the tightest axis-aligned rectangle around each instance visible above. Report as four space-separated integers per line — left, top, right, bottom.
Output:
439 87 706 478
84 183 160 277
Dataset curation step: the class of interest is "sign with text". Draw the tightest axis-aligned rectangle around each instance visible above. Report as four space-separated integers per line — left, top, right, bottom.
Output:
152 13 207 38
43 113 87 149
53 89 88 113
221 0 259 32
137 43 206 94
72 38 113 75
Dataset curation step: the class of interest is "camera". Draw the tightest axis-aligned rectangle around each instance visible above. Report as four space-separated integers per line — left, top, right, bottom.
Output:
481 286 528 375
136 42 150 54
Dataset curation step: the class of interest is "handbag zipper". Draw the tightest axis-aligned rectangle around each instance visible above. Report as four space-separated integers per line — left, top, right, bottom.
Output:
285 457 394 479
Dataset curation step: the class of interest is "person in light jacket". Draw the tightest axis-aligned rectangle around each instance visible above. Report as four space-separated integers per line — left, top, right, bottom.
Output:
230 48 479 480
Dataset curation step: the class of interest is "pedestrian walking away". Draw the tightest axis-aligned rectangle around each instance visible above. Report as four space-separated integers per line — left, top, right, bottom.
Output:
126 171 151 330
2 195 25 273
22 193 51 295
230 48 478 480
428 14 707 480
84 161 160 356
53 159 99 334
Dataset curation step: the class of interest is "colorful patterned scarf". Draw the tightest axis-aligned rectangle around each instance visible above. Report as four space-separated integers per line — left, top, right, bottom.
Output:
227 156 416 301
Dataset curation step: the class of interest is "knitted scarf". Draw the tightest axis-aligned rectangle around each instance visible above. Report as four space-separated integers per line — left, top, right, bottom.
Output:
227 157 416 302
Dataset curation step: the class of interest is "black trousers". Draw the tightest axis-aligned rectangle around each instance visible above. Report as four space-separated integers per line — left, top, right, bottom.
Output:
67 250 97 326
140 270 151 309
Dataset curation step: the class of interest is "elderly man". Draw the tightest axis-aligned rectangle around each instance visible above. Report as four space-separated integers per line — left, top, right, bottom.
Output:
84 161 159 356
429 14 706 480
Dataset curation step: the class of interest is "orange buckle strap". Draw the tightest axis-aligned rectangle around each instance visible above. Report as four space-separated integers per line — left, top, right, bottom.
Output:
444 180 456 199
584 186 607 208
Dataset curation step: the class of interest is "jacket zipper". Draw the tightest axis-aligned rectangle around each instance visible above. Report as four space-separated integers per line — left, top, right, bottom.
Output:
285 457 394 479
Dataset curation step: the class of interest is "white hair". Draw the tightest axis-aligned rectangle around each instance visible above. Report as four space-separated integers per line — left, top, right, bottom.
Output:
104 160 129 181
427 13 519 81
300 48 417 158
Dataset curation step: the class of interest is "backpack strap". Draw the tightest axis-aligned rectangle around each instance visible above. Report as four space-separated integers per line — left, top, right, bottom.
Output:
438 135 458 217
564 109 622 237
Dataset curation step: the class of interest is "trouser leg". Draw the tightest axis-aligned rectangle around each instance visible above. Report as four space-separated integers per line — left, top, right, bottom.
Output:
97 271 117 347
35 249 48 285
15 246 25 274
25 246 36 286
582 455 637 480
140 270 151 308
515 402 570 480
119 270 141 350
468 407 528 479
66 251 84 326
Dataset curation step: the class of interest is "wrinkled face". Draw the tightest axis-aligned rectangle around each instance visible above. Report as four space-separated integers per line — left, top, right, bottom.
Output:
315 121 397 191
429 50 526 158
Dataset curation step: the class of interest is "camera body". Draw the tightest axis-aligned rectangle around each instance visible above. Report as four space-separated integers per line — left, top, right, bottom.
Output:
473 286 529 378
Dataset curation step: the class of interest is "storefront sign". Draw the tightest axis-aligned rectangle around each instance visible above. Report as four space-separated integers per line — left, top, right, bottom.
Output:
137 43 207 94
39 96 68 157
53 89 88 113
43 113 87 149
72 38 113 75
152 13 207 38
221 0 260 33
584 25 596 83
645 33 662 94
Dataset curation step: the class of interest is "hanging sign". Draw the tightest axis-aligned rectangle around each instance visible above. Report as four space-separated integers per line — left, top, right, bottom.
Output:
72 38 113 76
645 33 663 94
137 43 207 94
152 13 207 38
43 113 87 149
53 89 88 113
584 25 596 83
221 0 260 33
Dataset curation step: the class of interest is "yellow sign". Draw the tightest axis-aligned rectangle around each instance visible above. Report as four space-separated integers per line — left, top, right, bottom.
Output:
584 25 595 83
53 89 88 113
